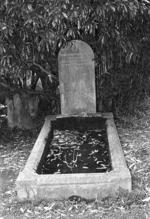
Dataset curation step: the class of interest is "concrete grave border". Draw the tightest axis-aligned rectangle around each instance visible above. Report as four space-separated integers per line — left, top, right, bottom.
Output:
15 113 131 200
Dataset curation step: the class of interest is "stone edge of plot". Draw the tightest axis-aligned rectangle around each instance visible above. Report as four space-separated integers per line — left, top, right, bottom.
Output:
15 113 131 201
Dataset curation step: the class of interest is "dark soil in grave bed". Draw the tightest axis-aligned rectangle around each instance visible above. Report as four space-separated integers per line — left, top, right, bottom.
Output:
40 116 112 174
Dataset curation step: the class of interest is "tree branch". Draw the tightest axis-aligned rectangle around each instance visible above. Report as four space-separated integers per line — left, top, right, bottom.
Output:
0 81 53 100
0 82 13 91
33 62 58 80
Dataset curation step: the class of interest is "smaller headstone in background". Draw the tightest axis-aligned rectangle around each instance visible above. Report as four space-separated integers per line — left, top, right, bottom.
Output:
5 94 35 129
13 93 33 129
5 97 18 128
28 96 39 118
58 40 96 115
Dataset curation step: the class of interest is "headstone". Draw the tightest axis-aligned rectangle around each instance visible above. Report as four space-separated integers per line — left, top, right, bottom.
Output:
13 93 33 129
58 40 96 115
6 94 33 129
28 95 39 118
6 97 18 128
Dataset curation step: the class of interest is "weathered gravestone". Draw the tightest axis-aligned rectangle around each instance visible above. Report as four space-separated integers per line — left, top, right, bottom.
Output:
6 93 39 129
58 40 96 115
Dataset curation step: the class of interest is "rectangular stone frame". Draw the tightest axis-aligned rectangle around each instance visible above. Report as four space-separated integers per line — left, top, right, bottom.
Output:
16 113 131 200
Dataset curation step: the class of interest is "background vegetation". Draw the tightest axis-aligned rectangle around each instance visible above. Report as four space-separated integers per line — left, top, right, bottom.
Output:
0 0 150 117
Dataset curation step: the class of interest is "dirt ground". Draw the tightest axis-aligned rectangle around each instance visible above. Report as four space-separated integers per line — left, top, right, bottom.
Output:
0 110 150 219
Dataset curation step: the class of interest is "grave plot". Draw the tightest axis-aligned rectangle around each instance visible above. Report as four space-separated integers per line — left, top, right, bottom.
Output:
16 113 131 200
16 40 131 200
39 117 111 174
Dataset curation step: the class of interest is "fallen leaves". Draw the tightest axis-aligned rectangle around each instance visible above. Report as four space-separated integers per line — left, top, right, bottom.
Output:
0 116 44 217
42 129 111 174
0 112 150 218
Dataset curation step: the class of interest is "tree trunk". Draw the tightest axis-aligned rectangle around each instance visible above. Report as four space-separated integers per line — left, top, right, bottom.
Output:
6 93 39 129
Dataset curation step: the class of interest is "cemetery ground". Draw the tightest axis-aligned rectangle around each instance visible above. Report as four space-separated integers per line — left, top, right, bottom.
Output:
0 106 150 219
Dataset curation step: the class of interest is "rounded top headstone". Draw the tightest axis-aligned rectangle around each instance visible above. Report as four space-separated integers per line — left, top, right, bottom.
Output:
58 40 94 60
58 40 96 115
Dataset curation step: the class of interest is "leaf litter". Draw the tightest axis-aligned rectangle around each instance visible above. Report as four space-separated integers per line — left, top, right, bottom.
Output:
0 112 150 218
41 129 111 174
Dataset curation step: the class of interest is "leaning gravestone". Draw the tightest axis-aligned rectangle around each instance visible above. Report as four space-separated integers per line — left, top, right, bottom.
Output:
58 40 96 115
